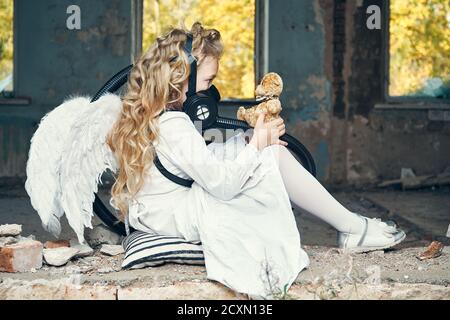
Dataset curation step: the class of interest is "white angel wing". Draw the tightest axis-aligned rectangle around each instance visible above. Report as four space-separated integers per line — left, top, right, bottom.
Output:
59 93 122 244
25 95 92 237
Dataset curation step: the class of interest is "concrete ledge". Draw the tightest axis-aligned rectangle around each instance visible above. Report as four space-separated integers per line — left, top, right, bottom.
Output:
1 277 449 300
0 246 449 300
0 278 117 300
117 280 248 300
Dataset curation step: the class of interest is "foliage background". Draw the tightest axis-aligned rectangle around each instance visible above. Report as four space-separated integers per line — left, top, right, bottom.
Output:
390 0 450 98
0 0 13 88
142 0 256 99
2 0 447 99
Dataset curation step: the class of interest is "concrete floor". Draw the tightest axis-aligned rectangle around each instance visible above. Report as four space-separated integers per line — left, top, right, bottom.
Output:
0 181 449 299
1 182 449 247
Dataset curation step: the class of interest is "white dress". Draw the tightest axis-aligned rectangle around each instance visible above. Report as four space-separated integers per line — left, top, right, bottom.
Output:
128 111 310 299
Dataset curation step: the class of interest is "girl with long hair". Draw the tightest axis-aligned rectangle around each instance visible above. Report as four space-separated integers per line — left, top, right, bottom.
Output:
106 22 405 299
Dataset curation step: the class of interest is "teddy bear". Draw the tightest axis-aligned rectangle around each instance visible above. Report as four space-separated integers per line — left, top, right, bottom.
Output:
236 72 283 127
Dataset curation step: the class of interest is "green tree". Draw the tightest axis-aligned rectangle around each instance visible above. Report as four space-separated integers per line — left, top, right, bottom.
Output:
0 0 13 85
390 0 450 97
142 0 255 99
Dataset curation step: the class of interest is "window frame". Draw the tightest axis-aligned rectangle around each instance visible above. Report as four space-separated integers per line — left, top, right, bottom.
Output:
135 0 262 107
0 0 32 106
0 0 16 99
220 0 263 106
382 0 450 107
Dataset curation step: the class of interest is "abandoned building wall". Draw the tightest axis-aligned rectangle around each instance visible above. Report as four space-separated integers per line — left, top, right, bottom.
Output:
0 0 448 188
267 0 449 187
344 0 450 186
265 0 334 183
0 0 135 178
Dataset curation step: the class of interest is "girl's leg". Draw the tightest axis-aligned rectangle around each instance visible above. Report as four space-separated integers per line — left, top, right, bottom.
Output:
271 145 364 234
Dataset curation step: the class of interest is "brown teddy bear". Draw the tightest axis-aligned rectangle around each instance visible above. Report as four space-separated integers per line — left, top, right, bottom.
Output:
237 72 283 127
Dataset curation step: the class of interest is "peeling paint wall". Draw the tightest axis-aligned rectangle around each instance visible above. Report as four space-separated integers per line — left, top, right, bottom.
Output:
1 0 449 188
0 0 135 178
267 0 334 182
267 0 449 187
345 0 450 186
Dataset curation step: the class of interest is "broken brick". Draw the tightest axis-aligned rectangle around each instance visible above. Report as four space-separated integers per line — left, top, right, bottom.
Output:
417 241 444 261
0 240 43 273
44 240 70 249
0 224 22 237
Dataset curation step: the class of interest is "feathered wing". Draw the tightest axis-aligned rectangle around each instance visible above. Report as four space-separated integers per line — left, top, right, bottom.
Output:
59 93 122 244
25 95 92 237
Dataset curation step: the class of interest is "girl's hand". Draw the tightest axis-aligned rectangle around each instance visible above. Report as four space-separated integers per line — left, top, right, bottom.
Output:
249 111 288 151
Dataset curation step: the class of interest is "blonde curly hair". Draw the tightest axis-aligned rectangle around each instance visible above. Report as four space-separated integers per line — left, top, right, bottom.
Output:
106 22 224 221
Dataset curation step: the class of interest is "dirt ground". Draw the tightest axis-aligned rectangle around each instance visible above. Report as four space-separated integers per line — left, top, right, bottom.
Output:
0 182 449 299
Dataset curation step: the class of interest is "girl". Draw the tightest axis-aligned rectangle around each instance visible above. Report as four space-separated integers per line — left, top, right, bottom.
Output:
106 22 405 299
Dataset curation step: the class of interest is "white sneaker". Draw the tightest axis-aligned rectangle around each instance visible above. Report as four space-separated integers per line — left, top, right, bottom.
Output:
337 214 406 253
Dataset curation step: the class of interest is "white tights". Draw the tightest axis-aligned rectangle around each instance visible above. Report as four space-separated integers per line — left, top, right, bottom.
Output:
271 145 364 234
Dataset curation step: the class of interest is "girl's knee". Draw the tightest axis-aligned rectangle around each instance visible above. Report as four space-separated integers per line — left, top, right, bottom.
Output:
267 144 288 153
266 144 288 166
